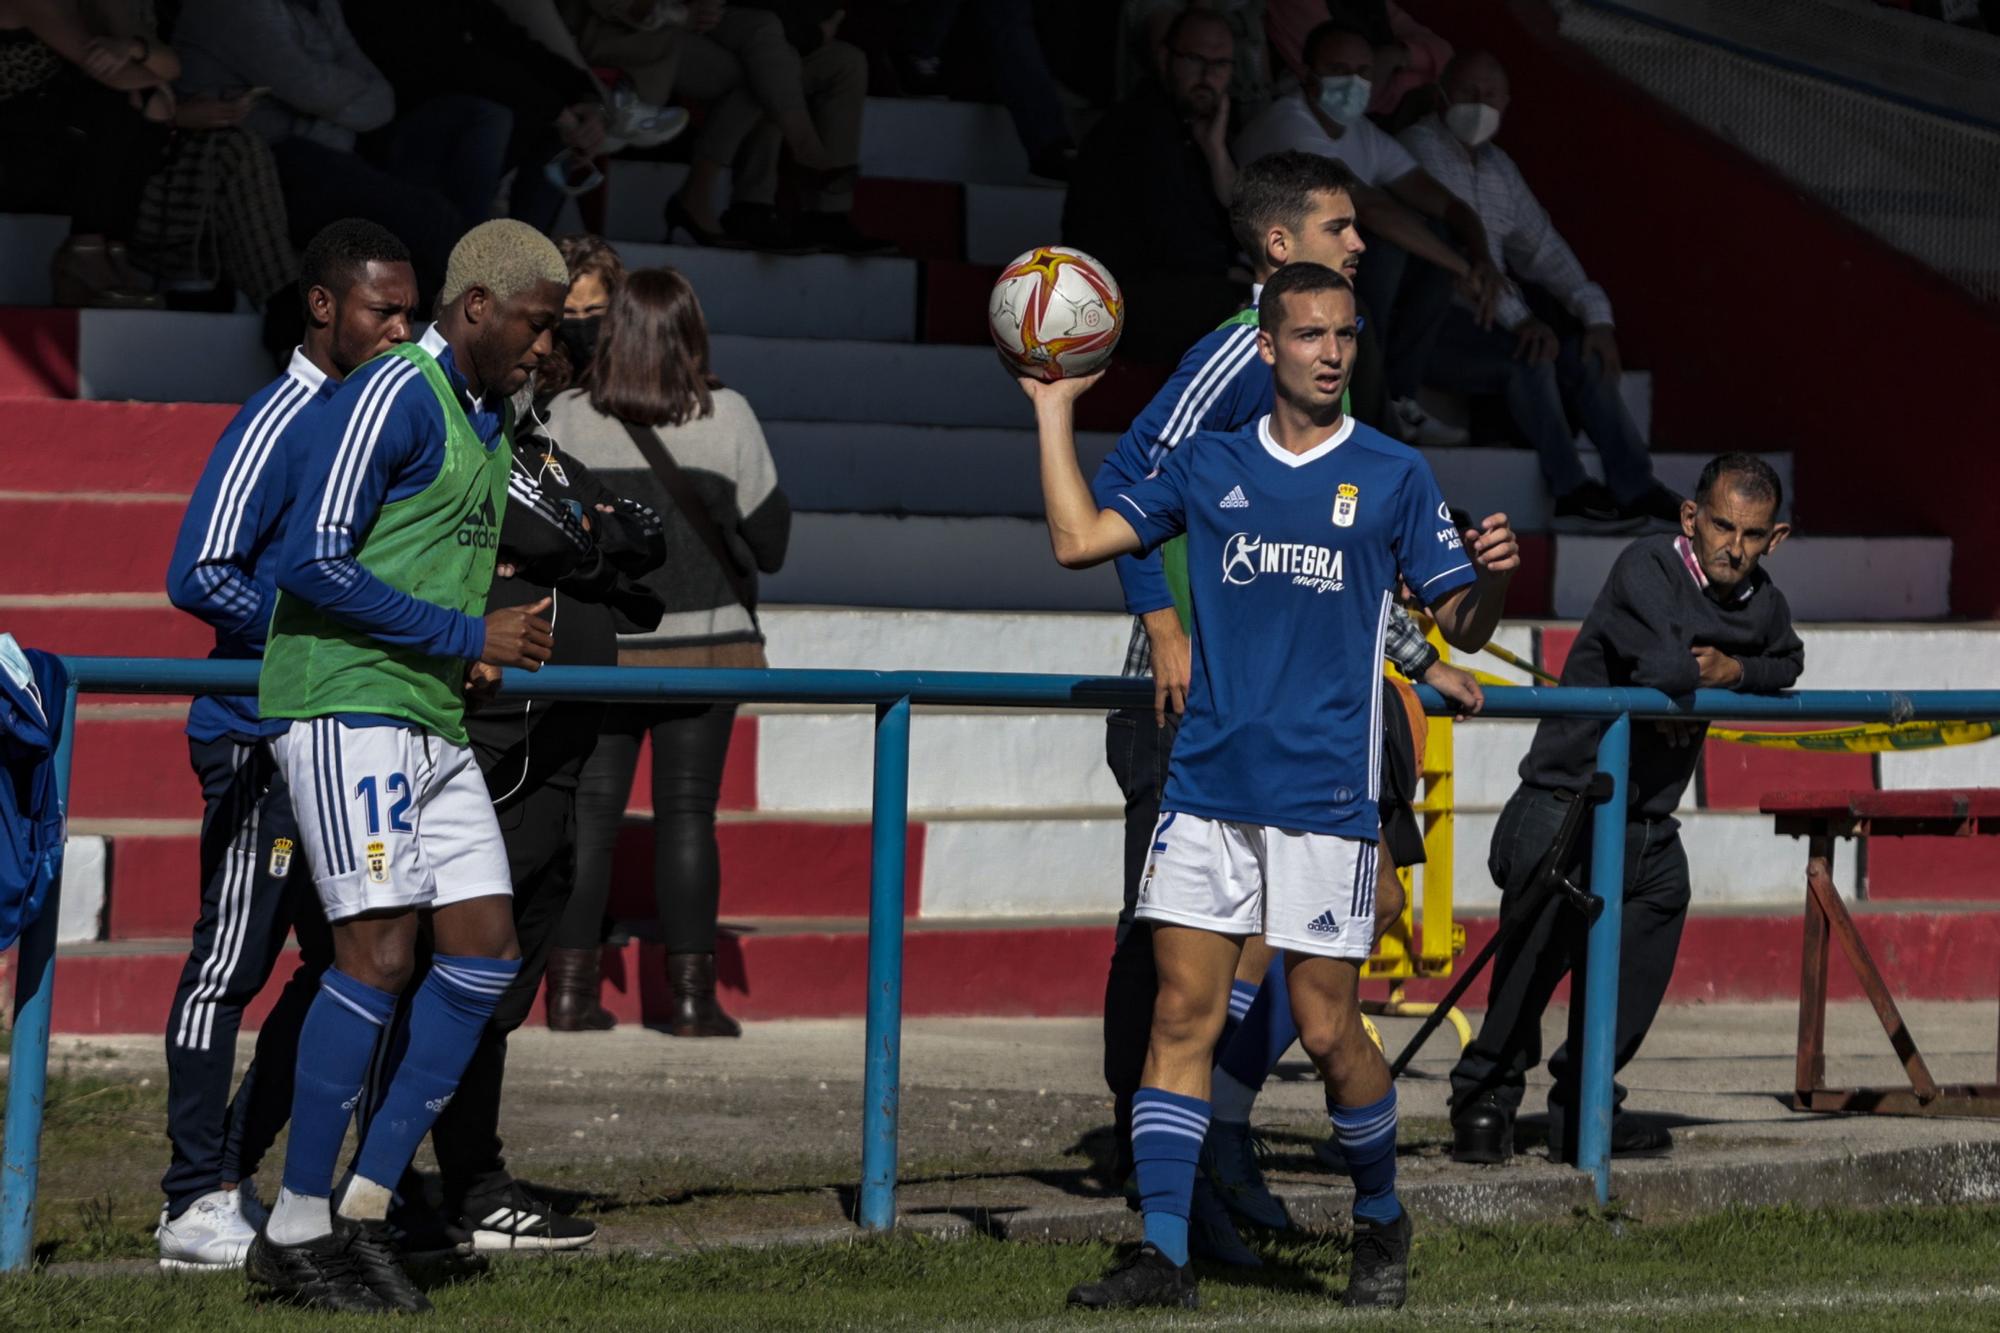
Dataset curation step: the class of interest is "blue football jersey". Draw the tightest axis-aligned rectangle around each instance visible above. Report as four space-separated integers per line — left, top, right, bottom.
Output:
1111 415 1476 838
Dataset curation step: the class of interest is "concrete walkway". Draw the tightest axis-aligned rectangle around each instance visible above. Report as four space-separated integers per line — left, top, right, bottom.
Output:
25 1000 2000 1255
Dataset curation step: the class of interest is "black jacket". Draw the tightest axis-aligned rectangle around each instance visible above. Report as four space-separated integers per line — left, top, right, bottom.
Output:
1519 534 1805 820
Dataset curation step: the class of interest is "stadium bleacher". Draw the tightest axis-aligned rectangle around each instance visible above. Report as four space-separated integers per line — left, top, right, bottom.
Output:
1 86 1990 1035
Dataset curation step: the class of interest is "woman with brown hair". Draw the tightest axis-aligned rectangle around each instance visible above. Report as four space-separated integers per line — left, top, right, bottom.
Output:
535 232 626 404
545 266 791 1037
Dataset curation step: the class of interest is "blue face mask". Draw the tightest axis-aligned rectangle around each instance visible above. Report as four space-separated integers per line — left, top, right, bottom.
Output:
1315 74 1372 126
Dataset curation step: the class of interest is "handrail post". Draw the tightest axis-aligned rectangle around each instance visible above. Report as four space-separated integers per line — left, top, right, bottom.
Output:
857 695 912 1231
1577 711 1631 1204
1 678 78 1272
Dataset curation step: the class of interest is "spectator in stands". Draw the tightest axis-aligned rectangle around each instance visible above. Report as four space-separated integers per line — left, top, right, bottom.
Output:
1266 0 1453 124
890 0 1077 181
1065 7 1243 362
549 268 792 1038
1119 0 1271 118
533 233 627 408
170 0 461 302
0 0 179 306
567 0 889 254
1234 21 1502 443
343 0 610 235
1449 454 1801 1167
1399 51 1683 526
489 0 692 153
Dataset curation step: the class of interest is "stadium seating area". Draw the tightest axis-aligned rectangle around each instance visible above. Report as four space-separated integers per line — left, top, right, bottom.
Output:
4 4 1997 1033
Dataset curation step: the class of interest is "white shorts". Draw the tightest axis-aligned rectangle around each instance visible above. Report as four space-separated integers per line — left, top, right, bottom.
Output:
272 718 511 922
1136 812 1378 961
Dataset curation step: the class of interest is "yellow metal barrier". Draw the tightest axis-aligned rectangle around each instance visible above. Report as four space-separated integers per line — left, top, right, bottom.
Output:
1362 620 1473 1053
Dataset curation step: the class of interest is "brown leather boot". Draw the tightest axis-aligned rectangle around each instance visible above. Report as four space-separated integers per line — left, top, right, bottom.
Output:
545 946 616 1032
667 953 741 1037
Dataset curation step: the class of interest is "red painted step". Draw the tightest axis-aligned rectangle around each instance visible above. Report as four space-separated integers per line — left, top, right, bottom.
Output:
3 496 184 594
103 816 923 939
618 717 758 814
1701 723 1874 810
7 398 231 490
0 306 78 398
1867 835 1999 900
2 601 212 659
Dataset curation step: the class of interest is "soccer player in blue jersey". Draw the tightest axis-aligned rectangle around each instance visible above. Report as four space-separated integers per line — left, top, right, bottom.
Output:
1026 261 1516 1311
159 221 418 1271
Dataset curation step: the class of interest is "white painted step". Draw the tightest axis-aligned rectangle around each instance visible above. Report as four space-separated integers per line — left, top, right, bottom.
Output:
765 421 1116 515
860 97 1032 186
1554 535 1953 621
710 335 1024 427
616 242 917 343
762 514 1122 611
761 605 1136 674
964 184 1066 266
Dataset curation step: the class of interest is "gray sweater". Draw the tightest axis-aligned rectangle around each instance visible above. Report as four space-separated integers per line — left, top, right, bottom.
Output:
1519 534 1804 819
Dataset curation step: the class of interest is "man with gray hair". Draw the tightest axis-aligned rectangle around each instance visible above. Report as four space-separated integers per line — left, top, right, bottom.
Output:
245 219 569 1313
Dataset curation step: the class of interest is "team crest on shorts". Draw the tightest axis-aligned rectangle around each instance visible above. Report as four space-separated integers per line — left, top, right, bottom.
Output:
366 840 390 884
1332 483 1360 528
268 837 295 879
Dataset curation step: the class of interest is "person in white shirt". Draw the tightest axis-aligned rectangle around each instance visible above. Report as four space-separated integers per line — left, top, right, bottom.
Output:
1398 50 1681 527
1234 22 1502 445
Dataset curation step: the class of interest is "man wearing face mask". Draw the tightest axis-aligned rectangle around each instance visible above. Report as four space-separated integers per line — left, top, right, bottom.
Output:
1447 454 1801 1168
1234 22 1502 446
1065 8 1244 363
1399 50 1682 528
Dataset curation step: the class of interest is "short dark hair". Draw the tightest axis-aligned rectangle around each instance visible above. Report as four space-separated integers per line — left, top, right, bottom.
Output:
1258 261 1352 330
1230 150 1360 257
1696 453 1784 513
1162 6 1232 52
585 267 722 428
299 219 410 307
1302 21 1369 69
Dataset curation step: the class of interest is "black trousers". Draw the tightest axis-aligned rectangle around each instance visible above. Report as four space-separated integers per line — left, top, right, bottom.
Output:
426 777 581 1204
1348 226 1458 404
1101 707 1179 1179
161 736 331 1217
561 702 739 955
1448 784 1692 1147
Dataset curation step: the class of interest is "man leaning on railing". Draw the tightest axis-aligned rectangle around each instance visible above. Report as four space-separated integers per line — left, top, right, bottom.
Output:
1448 452 1803 1167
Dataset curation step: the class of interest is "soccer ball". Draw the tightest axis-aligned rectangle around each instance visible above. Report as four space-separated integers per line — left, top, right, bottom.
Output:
988 246 1124 382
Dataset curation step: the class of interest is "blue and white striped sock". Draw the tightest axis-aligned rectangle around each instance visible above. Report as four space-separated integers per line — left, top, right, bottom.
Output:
1329 1088 1400 1225
1219 978 1258 1049
1131 1087 1210 1266
279 968 396 1214
348 953 520 1210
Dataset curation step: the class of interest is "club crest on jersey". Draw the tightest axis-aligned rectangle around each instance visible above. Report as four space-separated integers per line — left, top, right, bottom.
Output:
268 837 295 879
366 840 390 884
544 456 569 487
1332 483 1360 528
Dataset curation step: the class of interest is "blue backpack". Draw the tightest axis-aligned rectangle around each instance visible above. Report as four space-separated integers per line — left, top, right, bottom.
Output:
0 636 70 952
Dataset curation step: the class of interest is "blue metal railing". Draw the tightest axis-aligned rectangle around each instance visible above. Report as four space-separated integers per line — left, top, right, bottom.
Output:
7 657 2000 1269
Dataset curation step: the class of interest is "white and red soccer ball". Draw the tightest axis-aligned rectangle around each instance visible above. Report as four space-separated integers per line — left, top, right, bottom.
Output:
988 246 1124 382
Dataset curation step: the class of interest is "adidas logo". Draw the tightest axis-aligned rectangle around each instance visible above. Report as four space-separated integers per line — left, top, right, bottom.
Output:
1305 910 1342 936
1219 485 1250 510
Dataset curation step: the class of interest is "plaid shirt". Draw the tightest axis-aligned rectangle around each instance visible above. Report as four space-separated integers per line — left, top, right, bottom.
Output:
1398 114 1615 333
1120 602 1438 679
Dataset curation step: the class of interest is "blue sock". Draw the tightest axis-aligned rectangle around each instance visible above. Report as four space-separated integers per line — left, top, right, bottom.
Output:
1217 955 1298 1092
1131 1087 1209 1266
351 953 519 1192
1330 1088 1400 1225
281 969 397 1201
1219 978 1257 1049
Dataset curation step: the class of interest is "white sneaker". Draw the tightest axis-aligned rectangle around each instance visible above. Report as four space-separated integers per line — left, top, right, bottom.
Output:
603 86 690 152
156 1189 257 1270
234 1177 271 1232
1391 396 1470 446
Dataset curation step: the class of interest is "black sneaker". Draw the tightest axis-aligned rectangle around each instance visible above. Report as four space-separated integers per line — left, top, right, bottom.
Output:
1552 479 1627 526
1619 482 1688 527
245 1218 391 1314
348 1217 434 1313
1066 1242 1198 1311
1343 1209 1412 1309
800 211 897 257
458 1180 596 1252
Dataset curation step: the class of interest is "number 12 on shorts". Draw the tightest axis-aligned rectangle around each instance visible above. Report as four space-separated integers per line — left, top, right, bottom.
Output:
355 773 414 836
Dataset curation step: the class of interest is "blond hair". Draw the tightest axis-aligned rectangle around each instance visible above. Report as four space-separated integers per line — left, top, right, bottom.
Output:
439 219 568 307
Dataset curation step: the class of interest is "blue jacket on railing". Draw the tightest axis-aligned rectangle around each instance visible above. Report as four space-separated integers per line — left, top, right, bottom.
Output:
0 635 69 951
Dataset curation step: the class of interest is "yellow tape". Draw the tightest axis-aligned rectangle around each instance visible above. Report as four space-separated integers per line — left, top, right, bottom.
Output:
1708 720 1995 753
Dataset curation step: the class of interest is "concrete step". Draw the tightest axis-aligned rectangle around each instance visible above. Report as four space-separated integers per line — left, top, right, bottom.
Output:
7 399 234 492
1554 534 1953 621
859 97 1035 186
611 241 918 343
1 495 183 595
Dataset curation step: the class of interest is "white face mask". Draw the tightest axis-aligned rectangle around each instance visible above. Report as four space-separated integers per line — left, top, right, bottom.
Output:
1314 74 1372 127
1445 101 1502 147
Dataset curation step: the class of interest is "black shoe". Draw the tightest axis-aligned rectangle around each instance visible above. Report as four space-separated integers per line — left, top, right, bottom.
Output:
1450 1097 1514 1165
457 1179 596 1252
799 211 897 257
1343 1209 1412 1309
245 1219 391 1314
664 193 736 248
1066 1243 1198 1311
719 204 812 255
1553 479 1625 525
347 1217 433 1313
1619 482 1688 527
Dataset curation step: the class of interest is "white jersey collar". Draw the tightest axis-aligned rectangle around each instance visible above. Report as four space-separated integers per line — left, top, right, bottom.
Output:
1258 413 1353 468
285 346 330 394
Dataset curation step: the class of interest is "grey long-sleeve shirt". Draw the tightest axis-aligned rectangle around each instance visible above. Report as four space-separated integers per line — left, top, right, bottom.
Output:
173 0 394 151
1519 533 1804 819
